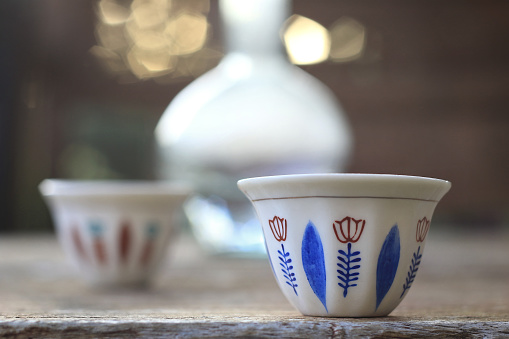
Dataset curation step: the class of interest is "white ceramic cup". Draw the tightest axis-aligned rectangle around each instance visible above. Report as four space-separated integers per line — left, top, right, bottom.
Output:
238 174 451 317
40 179 191 287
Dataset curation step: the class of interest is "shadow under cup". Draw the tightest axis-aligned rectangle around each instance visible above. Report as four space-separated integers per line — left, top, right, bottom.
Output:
238 173 451 317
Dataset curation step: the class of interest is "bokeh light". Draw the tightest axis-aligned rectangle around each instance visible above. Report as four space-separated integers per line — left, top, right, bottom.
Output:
283 15 330 65
97 0 130 26
91 0 366 81
329 16 366 62
92 0 213 81
165 12 208 55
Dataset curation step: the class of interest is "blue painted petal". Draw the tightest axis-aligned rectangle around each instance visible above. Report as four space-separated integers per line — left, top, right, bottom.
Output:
301 221 327 312
376 225 401 310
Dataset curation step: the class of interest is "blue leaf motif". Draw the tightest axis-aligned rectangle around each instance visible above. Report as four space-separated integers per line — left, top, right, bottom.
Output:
337 243 361 297
400 246 422 298
301 221 327 312
278 244 298 295
376 225 401 310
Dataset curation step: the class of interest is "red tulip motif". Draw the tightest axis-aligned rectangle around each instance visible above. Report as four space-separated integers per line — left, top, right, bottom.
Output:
334 216 365 298
416 217 430 242
269 216 287 242
268 216 298 295
333 216 365 244
119 220 131 264
71 225 88 263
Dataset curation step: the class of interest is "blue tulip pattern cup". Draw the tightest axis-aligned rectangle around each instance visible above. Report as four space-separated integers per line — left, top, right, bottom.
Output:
238 174 451 317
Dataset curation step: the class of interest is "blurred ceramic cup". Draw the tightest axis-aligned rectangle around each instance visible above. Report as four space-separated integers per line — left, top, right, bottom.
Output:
238 174 451 317
39 179 191 288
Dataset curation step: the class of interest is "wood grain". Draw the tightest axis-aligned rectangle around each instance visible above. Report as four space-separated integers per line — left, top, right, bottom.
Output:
0 231 507 337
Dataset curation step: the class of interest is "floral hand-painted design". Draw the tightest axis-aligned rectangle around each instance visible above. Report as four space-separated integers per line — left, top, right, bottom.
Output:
71 225 88 263
119 221 131 264
333 216 365 243
401 246 422 298
140 222 160 266
416 217 430 242
75 220 163 269
401 217 430 298
333 217 365 297
90 222 107 265
279 243 298 295
376 225 400 309
269 216 298 295
269 216 287 242
302 221 327 311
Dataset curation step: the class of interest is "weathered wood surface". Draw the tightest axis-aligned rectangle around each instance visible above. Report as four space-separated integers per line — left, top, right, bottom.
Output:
0 229 508 338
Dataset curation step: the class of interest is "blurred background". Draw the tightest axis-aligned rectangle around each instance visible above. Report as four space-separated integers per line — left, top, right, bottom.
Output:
1 0 508 234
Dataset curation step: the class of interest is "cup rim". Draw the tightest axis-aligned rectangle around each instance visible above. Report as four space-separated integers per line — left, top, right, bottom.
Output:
39 179 192 198
237 173 451 202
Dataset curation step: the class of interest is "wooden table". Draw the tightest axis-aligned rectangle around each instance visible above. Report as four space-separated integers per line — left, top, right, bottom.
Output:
0 229 508 338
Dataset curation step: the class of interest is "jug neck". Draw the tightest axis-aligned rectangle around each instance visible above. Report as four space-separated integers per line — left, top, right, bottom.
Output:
219 0 290 58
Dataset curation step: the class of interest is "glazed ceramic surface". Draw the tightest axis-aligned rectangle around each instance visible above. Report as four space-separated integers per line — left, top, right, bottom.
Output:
40 180 190 287
238 174 451 317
